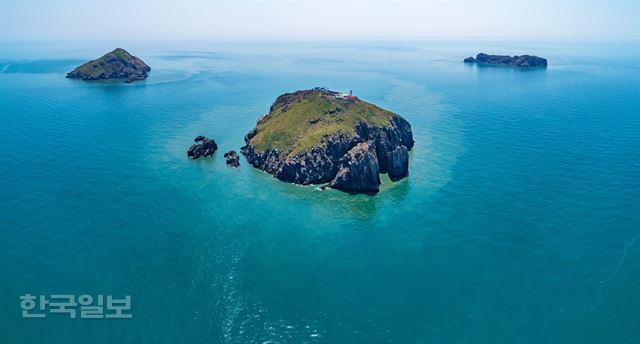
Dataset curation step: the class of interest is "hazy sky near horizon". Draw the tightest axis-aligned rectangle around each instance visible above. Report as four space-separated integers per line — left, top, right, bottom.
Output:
1 0 638 41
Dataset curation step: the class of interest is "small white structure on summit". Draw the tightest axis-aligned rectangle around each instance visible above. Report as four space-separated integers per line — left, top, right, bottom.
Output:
335 90 358 101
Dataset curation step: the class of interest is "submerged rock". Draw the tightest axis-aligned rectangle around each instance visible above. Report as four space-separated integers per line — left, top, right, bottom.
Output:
464 53 547 68
187 136 218 159
241 88 414 194
66 48 151 83
224 150 240 167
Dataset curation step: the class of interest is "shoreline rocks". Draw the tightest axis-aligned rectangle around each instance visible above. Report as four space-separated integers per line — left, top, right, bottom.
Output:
188 136 218 159
464 53 547 68
224 151 240 167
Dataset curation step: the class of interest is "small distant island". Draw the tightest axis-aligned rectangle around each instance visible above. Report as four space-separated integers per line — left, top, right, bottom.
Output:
464 53 547 68
66 48 150 83
241 88 414 194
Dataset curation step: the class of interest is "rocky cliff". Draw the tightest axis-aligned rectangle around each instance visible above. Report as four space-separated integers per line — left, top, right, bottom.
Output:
241 89 414 194
464 53 547 68
66 48 151 83
329 142 381 194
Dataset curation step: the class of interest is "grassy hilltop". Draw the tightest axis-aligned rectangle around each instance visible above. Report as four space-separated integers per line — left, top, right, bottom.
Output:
249 89 397 156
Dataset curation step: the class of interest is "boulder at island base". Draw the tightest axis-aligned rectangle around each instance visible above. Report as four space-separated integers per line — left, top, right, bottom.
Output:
241 88 414 194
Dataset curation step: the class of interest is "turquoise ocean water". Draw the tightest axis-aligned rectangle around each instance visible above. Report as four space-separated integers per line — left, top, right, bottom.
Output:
1 40 639 343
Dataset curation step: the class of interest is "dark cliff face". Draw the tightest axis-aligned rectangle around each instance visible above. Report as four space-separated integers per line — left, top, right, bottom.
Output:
66 48 151 83
275 133 360 185
464 53 547 68
330 142 381 194
355 116 414 174
240 90 414 194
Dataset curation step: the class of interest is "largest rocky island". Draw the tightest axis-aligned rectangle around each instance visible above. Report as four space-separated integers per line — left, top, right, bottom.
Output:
241 89 414 194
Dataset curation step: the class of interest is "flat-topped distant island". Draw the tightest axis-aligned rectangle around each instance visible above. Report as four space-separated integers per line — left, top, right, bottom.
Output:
464 53 547 68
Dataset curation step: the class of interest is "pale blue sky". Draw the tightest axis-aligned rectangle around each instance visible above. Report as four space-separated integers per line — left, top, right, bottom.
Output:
1 0 638 41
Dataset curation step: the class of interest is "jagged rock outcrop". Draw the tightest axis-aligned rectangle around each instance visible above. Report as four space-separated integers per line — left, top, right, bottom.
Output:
224 150 240 167
329 142 381 193
66 48 151 83
464 53 547 68
240 89 414 194
387 145 409 181
187 136 218 159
